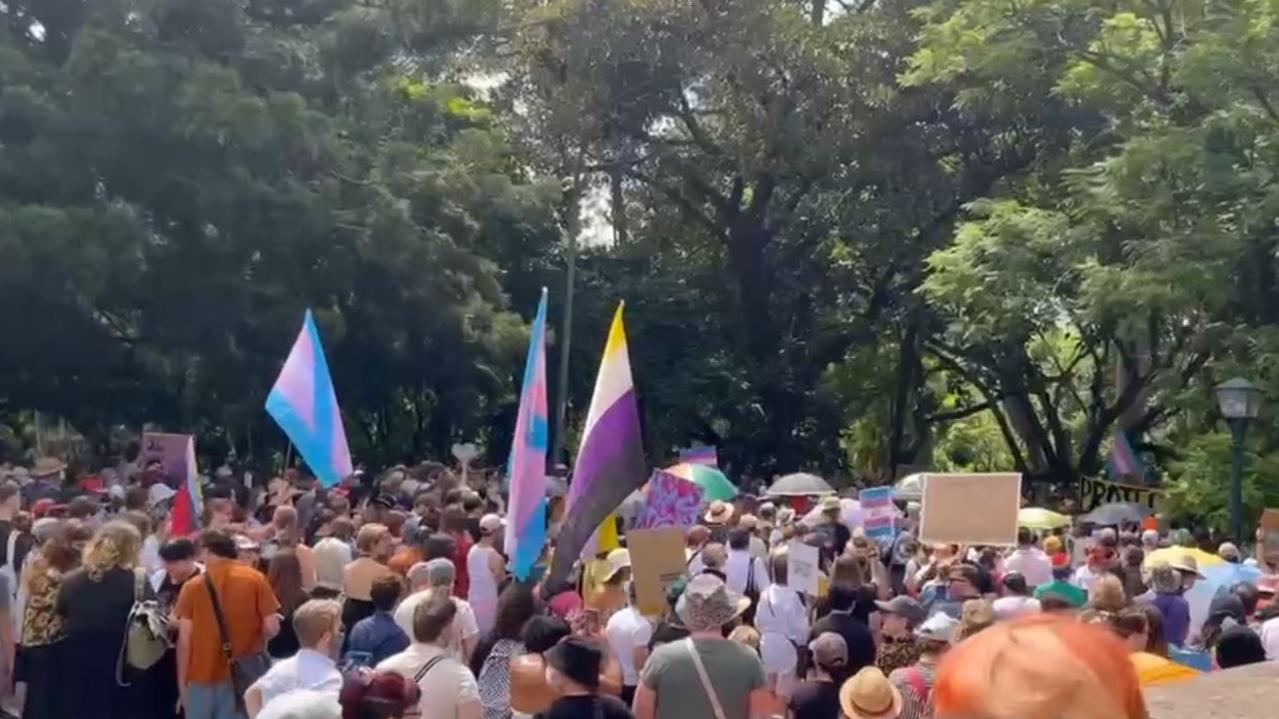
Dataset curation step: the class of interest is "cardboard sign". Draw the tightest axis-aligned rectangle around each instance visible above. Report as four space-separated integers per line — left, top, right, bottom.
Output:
860 487 896 542
140 432 192 484
787 540 821 596
1078 476 1167 513
920 473 1022 546
626 527 689 616
636 470 705 530
1260 508 1279 563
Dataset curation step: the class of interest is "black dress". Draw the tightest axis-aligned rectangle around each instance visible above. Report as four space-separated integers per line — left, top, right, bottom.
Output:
56 566 150 719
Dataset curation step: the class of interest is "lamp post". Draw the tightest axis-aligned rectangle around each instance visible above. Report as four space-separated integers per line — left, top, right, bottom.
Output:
1214 377 1263 541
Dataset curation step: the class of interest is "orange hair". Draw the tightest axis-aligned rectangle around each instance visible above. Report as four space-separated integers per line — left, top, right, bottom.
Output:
934 614 1148 719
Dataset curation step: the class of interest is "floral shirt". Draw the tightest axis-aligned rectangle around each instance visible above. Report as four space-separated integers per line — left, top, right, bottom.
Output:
22 555 65 647
877 635 921 676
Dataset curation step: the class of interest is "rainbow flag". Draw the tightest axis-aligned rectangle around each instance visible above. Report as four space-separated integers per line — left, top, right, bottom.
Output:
566 303 646 559
505 289 550 580
266 310 353 487
171 436 203 536
1108 428 1144 482
680 445 718 467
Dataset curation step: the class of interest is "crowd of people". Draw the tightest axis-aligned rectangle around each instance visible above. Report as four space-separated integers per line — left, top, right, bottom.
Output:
0 455 1274 719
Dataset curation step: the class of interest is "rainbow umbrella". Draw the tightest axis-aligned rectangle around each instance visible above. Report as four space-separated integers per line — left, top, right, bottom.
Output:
664 463 738 502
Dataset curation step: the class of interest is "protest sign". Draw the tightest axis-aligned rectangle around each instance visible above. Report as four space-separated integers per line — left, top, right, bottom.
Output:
680 446 719 467
1260 508 1279 564
860 486 896 543
626 527 689 616
787 540 821 596
1077 476 1167 513
636 470 705 530
920 473 1022 546
140 432 191 483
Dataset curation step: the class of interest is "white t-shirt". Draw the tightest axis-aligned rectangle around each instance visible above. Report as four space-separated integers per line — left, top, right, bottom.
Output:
1003 547 1053 588
724 549 771 596
1261 616 1279 660
394 592 479 662
249 649 343 708
604 605 653 686
378 643 480 719
754 584 809 676
1072 565 1104 594
140 535 163 576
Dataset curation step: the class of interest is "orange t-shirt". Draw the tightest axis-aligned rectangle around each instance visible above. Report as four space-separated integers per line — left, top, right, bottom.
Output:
176 558 281 684
387 547 424 577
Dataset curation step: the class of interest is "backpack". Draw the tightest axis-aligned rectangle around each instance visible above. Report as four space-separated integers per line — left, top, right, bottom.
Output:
116 569 172 685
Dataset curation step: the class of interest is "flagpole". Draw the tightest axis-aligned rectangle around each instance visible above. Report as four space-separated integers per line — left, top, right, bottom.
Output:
551 171 585 468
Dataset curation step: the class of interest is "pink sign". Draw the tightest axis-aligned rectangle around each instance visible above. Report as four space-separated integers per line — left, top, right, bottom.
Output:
141 432 191 484
636 470 705 530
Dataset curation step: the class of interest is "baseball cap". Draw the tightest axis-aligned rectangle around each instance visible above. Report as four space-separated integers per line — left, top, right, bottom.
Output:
479 513 505 535
808 632 848 671
874 596 924 625
916 612 959 644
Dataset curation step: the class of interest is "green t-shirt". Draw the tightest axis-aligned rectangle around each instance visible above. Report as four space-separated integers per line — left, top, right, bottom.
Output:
641 637 765 719
1034 579 1087 607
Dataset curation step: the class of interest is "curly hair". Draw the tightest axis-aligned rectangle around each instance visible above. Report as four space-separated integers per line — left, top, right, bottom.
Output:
83 520 142 581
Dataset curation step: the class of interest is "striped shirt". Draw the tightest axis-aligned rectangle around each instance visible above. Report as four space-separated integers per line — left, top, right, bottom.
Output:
889 660 938 719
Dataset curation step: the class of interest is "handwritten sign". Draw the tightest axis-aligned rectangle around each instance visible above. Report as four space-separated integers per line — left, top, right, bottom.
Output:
860 487 896 542
140 432 191 484
1078 476 1167 513
787 540 821 596
636 470 705 530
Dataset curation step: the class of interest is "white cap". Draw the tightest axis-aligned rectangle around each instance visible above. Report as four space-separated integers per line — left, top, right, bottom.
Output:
480 513 506 534
148 483 176 505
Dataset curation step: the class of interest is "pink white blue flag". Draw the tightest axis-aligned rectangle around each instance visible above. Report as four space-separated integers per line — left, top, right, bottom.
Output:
266 310 353 488
1108 428 1144 482
505 289 550 580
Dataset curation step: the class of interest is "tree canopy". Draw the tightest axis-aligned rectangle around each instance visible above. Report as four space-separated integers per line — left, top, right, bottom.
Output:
4 0 1279 530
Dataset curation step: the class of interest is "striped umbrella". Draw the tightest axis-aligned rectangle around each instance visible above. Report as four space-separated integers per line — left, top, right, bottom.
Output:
664 463 739 502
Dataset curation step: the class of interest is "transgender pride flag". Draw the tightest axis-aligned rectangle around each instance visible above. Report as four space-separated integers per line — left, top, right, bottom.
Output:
266 310 354 488
1108 427 1145 483
505 289 550 580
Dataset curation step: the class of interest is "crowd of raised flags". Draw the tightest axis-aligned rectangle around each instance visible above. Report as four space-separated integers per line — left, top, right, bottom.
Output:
0 289 1277 719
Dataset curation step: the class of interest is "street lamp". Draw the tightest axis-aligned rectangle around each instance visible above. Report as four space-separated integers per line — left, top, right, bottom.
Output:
1214 377 1264 541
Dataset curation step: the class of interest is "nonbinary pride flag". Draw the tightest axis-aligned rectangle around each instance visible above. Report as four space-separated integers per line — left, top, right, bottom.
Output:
556 303 647 575
266 310 353 488
505 289 550 580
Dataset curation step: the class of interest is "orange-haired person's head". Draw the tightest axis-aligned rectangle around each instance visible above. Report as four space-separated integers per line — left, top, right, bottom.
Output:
933 614 1148 719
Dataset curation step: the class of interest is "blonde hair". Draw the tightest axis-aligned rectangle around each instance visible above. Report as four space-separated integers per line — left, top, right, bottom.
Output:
935 615 1148 719
1089 575 1127 613
357 523 388 555
292 599 343 647
83 521 142 581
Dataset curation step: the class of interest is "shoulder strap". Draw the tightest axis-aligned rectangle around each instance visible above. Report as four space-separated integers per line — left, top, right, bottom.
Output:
5 530 17 571
683 638 728 719
203 572 234 660
745 556 756 594
413 654 448 683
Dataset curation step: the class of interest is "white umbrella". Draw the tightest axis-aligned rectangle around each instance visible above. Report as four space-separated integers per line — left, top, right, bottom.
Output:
767 472 835 497
893 473 926 501
802 497 865 529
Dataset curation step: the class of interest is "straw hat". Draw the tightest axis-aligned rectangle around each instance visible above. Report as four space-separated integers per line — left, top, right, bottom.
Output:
676 574 750 631
839 667 903 719
818 495 841 513
1168 555 1206 579
32 457 66 478
704 500 734 525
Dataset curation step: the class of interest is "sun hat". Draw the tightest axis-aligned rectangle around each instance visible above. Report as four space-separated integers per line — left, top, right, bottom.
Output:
479 513 505 535
875 596 924 626
1217 542 1241 562
839 666 903 719
819 496 841 513
545 635 605 689
1168 554 1206 579
737 514 758 531
676 573 751 631
808 632 848 672
916 612 959 644
32 457 66 478
604 548 631 581
704 500 734 525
